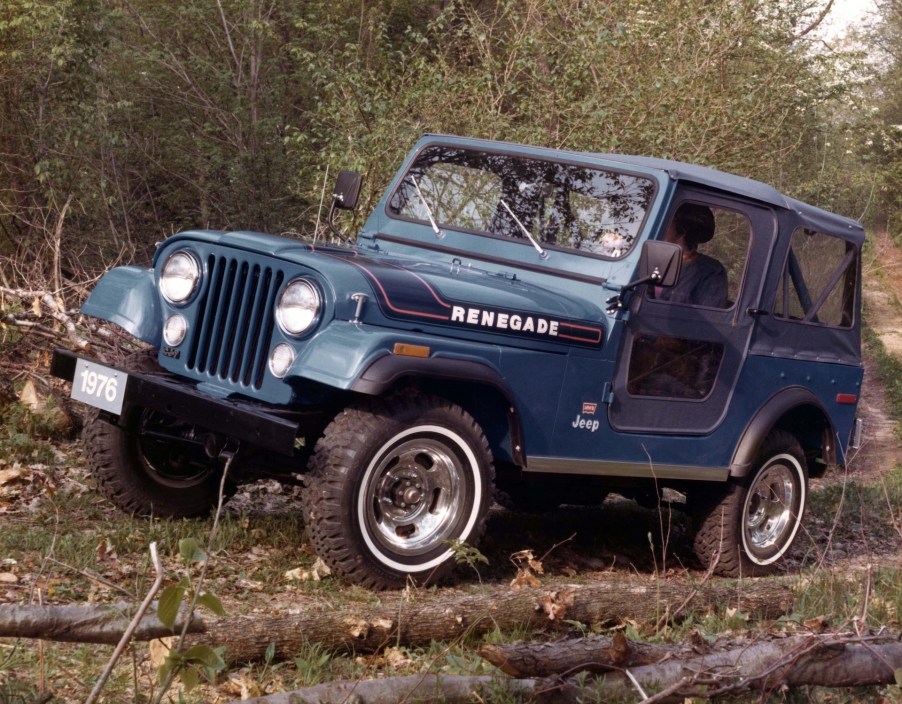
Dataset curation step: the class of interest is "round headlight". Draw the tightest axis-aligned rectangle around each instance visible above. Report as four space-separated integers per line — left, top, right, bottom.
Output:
163 314 187 346
269 343 296 378
276 279 321 336
160 251 200 304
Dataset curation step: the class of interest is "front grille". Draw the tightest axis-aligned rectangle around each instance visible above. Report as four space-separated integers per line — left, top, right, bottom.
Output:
187 255 284 390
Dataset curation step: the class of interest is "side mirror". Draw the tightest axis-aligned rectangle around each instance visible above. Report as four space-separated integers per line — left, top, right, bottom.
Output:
333 170 362 210
606 240 682 314
328 170 363 242
638 239 682 287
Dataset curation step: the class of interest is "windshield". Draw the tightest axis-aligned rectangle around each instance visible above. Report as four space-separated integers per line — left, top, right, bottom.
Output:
387 145 656 259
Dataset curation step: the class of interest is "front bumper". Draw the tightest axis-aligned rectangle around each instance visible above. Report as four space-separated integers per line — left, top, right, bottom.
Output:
51 349 304 455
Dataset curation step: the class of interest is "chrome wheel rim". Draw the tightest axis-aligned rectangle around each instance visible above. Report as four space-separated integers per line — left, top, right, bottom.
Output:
364 436 463 557
743 462 796 555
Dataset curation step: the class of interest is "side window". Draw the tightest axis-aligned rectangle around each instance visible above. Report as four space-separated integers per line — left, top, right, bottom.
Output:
628 201 753 400
628 335 724 399
650 203 752 309
774 229 857 328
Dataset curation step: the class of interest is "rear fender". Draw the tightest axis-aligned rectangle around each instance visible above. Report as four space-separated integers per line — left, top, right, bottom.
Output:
81 267 161 346
730 387 835 477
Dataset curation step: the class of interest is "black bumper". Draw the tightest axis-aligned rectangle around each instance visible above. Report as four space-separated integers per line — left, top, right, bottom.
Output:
51 349 302 456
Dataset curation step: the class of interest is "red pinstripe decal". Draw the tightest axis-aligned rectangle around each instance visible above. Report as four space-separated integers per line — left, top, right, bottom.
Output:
321 253 450 321
383 261 453 309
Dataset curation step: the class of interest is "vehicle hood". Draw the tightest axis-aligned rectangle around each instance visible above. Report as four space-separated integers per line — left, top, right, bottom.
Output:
160 230 606 348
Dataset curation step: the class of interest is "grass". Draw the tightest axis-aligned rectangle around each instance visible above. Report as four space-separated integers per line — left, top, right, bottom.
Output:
3 326 902 703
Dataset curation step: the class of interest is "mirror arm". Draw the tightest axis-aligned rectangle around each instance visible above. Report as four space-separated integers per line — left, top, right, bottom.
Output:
327 196 352 243
605 267 663 314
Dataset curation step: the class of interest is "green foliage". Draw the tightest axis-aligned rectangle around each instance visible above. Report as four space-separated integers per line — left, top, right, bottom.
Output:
157 644 227 693
155 536 227 694
446 538 489 582
0 0 875 289
0 401 66 463
292 641 333 686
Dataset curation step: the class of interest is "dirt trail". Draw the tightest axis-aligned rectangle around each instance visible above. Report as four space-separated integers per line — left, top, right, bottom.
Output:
855 230 902 482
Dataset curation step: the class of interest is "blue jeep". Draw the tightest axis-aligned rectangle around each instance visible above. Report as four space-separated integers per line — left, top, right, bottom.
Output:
53 135 864 588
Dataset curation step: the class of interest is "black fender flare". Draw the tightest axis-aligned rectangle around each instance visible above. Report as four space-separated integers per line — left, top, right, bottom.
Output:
730 386 835 478
351 353 526 466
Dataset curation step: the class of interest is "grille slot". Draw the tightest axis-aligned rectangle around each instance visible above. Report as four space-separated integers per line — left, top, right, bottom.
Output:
188 255 284 389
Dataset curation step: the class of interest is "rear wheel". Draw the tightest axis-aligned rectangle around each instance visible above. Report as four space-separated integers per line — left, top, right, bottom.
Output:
302 391 494 589
84 351 232 517
693 430 807 577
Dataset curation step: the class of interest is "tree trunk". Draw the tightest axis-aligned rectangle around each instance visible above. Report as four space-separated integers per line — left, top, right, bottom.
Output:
185 577 792 664
0 604 204 644
230 634 902 704
236 674 535 704
0 577 793 666
548 635 902 702
479 632 691 677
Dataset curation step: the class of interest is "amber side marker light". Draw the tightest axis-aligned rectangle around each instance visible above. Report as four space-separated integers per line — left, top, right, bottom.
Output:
393 343 430 358
836 393 858 404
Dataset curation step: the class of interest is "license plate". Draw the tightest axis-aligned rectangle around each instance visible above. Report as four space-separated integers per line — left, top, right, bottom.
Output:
71 359 128 416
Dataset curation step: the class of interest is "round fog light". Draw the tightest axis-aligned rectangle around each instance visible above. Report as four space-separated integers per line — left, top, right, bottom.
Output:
163 314 188 346
269 343 295 378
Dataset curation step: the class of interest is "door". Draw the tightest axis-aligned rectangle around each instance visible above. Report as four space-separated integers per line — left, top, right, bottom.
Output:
609 191 774 434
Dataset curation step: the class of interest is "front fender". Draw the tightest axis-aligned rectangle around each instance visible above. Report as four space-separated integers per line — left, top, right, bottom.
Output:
288 321 506 395
82 266 162 347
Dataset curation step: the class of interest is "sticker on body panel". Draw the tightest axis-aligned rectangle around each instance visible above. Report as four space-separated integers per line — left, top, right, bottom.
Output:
572 401 600 432
450 305 603 346
572 415 600 432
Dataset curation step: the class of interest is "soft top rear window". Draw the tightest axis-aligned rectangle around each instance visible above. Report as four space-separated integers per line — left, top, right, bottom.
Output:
775 228 858 328
387 146 655 259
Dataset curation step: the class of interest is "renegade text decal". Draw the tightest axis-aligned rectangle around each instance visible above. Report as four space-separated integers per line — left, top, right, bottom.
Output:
450 305 602 346
452 306 557 335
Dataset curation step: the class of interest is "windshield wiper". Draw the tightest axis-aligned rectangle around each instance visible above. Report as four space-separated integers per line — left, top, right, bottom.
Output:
409 176 445 239
499 198 548 260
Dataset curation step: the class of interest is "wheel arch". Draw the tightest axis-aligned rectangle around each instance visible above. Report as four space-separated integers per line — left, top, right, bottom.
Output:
730 386 837 479
351 354 525 467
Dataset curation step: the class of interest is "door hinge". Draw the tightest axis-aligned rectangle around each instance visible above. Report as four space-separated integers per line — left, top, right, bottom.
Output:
602 382 614 404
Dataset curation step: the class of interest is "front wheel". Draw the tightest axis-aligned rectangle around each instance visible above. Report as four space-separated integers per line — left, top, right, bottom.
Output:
693 430 807 577
301 392 494 590
83 351 232 518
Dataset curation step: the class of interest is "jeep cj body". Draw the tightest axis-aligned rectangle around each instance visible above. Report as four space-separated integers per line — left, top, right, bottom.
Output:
53 135 864 588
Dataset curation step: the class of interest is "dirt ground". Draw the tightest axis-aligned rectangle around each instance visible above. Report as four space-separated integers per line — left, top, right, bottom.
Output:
852 230 902 496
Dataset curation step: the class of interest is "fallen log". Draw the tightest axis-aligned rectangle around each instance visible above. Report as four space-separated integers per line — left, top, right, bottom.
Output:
549 634 902 702
0 604 204 644
232 633 902 704
0 577 792 665
185 576 792 664
235 674 534 704
479 632 691 677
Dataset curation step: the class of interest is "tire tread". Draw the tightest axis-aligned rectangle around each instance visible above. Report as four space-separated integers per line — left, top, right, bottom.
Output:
301 391 494 590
